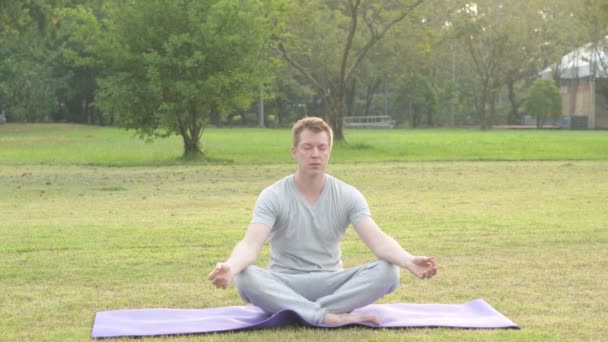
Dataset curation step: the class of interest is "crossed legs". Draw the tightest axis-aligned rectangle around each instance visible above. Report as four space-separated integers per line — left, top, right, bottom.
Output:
234 260 400 325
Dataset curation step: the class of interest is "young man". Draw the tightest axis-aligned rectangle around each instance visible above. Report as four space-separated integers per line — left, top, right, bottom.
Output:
208 117 437 326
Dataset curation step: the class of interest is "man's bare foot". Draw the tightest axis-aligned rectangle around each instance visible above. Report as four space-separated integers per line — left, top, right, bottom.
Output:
322 312 381 326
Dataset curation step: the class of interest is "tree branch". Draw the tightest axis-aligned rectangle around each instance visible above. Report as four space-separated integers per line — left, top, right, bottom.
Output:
465 34 487 84
276 42 327 95
340 0 361 88
378 0 425 39
344 0 425 82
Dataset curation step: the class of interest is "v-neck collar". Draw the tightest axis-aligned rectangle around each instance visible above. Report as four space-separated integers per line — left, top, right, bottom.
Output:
290 174 329 208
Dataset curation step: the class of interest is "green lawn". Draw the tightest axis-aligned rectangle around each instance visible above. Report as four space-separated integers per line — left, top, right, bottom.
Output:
1 123 607 165
1 124 607 341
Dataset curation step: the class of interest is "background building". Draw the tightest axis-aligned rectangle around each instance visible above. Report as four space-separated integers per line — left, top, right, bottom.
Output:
542 40 608 129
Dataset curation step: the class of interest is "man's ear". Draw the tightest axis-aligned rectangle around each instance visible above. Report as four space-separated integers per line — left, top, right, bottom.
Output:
291 146 297 159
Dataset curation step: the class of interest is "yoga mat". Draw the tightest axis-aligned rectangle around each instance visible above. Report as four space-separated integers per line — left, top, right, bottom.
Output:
92 298 519 338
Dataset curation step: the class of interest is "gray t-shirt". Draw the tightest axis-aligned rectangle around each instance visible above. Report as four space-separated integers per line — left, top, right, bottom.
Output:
250 174 370 274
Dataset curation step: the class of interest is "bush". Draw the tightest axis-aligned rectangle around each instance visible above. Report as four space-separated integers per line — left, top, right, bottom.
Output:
526 79 562 128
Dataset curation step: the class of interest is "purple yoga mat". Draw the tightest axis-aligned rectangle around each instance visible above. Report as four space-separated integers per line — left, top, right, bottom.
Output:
92 298 519 338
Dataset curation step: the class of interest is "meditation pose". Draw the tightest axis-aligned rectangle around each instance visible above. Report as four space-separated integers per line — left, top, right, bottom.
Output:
209 117 437 326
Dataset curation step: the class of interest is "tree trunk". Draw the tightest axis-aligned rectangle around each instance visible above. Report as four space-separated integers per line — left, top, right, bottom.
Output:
489 91 496 128
506 78 521 125
179 115 204 158
478 80 496 130
83 99 90 125
363 79 381 117
412 103 419 128
182 133 202 157
477 89 488 129
324 93 345 141
276 97 284 127
346 79 357 118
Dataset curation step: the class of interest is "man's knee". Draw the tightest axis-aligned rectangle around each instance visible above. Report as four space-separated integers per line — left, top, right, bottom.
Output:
234 265 254 288
234 265 266 302
371 260 400 291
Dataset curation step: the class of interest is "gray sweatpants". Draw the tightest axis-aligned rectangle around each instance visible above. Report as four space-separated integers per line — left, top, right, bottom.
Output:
234 259 400 324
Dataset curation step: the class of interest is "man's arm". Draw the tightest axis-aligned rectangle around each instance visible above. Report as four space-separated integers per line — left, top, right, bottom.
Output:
353 216 437 279
208 223 271 289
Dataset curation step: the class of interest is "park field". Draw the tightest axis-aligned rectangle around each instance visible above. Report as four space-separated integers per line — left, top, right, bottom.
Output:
1 123 608 165
1 124 607 341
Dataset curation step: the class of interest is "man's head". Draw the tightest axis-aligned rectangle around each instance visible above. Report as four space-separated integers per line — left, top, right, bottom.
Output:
291 117 333 176
292 117 333 148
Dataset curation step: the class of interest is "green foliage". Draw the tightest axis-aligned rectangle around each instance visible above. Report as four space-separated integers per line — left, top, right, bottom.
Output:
394 74 439 127
0 0 602 134
526 79 562 127
61 0 277 156
0 0 60 43
0 33 58 122
0 0 66 122
448 0 575 128
264 64 315 127
277 0 427 140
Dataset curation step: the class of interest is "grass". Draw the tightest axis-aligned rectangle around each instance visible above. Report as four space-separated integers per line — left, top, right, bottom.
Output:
1 123 608 165
1 124 607 341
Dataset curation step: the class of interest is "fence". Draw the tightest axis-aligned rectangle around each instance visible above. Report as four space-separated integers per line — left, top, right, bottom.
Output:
343 115 395 128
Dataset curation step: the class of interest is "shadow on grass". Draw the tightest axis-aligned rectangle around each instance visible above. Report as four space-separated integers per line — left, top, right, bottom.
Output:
76 155 235 168
180 150 234 164
334 141 374 150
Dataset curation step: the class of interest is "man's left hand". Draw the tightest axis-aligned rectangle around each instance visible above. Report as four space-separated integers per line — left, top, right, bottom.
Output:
405 256 437 279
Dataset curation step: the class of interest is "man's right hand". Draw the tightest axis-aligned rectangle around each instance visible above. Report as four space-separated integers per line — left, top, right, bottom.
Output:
208 263 234 289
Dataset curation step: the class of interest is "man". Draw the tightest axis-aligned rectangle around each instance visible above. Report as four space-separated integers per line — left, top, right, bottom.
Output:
209 117 437 326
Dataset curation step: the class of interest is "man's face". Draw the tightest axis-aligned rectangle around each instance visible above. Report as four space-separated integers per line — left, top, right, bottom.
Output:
292 129 331 175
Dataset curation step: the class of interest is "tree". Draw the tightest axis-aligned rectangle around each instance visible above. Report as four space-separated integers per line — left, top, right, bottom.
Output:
0 0 64 121
382 2 462 127
61 0 277 157
526 79 561 128
452 2 515 129
569 0 608 114
447 0 585 129
53 0 107 124
265 64 315 127
0 0 111 123
501 0 582 125
394 74 438 127
2 33 59 122
276 0 425 141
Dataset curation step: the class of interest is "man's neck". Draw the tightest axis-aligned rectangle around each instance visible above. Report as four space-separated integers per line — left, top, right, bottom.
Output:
293 171 326 204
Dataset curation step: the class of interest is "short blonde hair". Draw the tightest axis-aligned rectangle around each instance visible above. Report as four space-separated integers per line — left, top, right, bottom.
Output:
292 117 333 148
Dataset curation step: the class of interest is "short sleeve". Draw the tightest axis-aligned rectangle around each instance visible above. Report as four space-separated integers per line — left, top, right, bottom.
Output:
348 186 371 226
250 187 279 228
